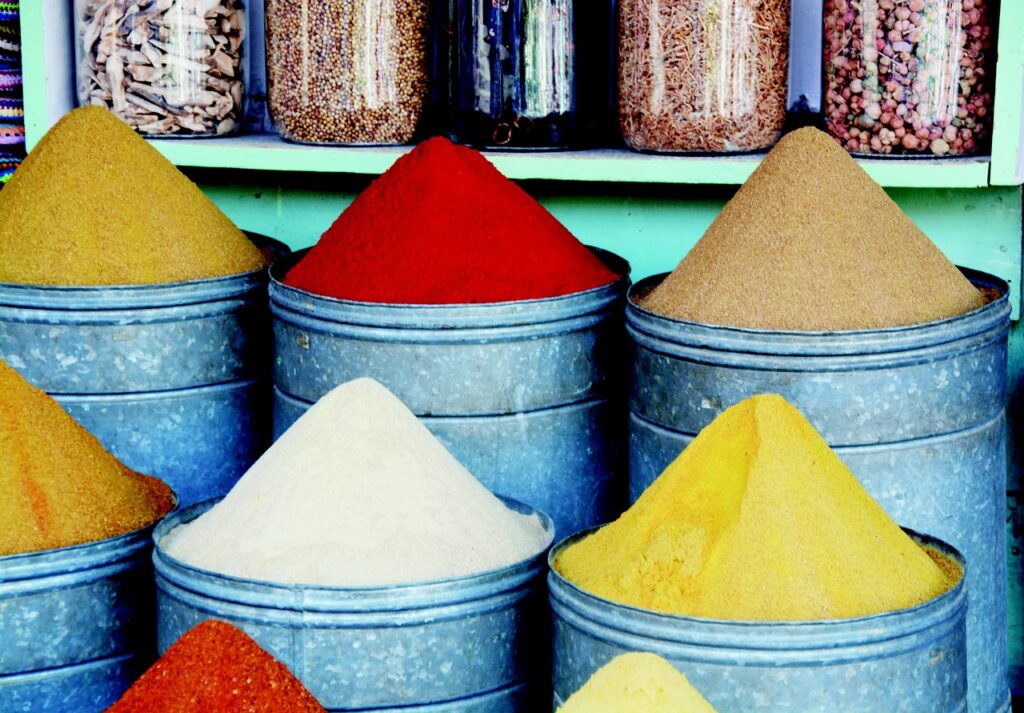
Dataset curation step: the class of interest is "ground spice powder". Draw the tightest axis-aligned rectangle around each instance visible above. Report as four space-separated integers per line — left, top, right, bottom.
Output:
284 137 618 303
559 653 717 713
106 620 325 712
0 106 267 286
0 360 174 556
555 394 959 621
640 127 987 330
161 378 549 586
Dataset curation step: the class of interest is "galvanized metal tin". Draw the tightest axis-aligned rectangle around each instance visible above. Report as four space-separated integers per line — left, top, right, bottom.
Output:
549 528 968 712
0 523 161 712
154 498 556 712
626 268 1010 713
0 235 287 508
269 248 630 538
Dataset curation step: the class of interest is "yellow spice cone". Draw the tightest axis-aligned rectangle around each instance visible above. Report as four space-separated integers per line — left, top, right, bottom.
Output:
0 106 266 286
0 360 175 556
558 653 717 713
555 394 956 621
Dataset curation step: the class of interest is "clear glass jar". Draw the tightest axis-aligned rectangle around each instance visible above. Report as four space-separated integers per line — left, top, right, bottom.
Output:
265 0 429 145
824 0 997 156
441 0 579 149
617 0 791 153
75 0 247 137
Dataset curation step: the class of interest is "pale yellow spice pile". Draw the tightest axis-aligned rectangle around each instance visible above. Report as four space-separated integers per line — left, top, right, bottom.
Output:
0 360 175 556
0 106 266 286
555 394 960 621
640 128 987 330
558 653 717 713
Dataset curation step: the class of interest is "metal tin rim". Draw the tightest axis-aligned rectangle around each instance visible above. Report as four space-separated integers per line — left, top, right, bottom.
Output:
629 407 1004 449
0 232 286 310
269 246 631 329
154 497 556 610
0 493 176 583
547 526 966 647
627 267 1010 358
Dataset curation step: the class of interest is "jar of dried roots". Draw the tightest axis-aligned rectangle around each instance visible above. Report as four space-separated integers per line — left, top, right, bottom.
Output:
824 0 996 157
265 0 429 145
75 0 247 137
617 0 791 153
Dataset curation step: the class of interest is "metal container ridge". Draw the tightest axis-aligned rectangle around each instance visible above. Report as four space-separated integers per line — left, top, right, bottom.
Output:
0 522 164 712
0 235 288 508
154 498 556 711
269 248 630 538
626 268 1010 713
549 528 968 712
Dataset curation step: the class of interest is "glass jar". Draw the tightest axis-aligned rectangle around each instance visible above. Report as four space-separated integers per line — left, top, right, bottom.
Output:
617 0 791 153
75 0 247 137
265 0 429 145
823 0 997 156
441 0 579 149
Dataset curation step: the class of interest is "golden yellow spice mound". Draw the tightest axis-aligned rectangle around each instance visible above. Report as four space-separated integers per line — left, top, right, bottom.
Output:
0 360 175 556
640 127 987 330
558 653 717 713
555 394 960 621
0 106 266 286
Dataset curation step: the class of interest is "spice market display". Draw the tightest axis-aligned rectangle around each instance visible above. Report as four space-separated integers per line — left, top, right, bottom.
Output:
2 0 1023 709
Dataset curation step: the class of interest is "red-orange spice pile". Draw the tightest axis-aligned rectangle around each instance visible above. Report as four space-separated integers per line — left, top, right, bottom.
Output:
107 620 325 712
0 359 174 556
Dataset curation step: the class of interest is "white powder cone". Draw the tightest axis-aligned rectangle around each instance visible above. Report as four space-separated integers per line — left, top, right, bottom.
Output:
161 377 551 586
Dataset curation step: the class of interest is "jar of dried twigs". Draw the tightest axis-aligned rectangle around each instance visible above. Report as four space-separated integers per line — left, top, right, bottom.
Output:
75 0 247 137
440 0 580 149
617 0 790 153
266 0 429 145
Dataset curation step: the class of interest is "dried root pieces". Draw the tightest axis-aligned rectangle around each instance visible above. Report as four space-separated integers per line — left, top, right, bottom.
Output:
77 0 245 137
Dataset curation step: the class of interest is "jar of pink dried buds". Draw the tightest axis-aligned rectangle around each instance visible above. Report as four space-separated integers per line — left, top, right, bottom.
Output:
823 0 997 157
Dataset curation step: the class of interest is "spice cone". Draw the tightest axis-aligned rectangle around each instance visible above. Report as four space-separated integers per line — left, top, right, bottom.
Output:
0 359 174 556
106 620 326 712
555 394 959 621
284 136 618 304
558 653 717 713
0 106 266 286
640 127 987 330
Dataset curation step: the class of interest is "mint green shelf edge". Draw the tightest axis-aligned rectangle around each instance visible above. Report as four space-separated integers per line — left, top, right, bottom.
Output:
146 137 997 188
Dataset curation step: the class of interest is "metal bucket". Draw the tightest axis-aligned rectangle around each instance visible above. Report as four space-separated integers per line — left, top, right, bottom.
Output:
549 528 968 712
0 235 287 508
626 268 1010 713
154 498 556 711
0 522 164 712
269 248 630 538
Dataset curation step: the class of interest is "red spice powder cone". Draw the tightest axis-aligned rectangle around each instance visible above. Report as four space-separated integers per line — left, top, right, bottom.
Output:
106 620 325 712
284 137 619 304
